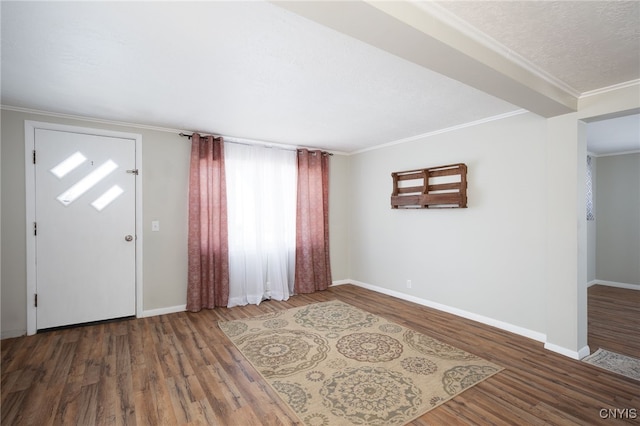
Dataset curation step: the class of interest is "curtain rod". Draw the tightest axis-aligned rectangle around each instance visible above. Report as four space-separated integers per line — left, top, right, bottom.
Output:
179 132 333 155
179 132 221 140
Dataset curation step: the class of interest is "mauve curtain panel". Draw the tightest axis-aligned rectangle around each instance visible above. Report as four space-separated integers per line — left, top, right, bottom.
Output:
295 149 332 293
187 134 230 311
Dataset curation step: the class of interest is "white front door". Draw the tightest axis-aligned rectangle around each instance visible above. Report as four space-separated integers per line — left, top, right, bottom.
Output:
34 128 137 329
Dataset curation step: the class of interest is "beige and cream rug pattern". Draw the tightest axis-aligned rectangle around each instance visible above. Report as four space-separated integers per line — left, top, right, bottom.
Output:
219 300 503 425
583 348 640 381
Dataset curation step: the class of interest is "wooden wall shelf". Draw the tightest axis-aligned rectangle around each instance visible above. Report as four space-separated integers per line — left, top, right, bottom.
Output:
391 163 467 209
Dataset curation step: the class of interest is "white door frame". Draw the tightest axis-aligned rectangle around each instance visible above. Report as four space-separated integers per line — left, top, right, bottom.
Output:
25 120 143 335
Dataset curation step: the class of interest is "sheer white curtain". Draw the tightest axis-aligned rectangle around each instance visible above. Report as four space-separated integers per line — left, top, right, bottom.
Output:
224 143 297 307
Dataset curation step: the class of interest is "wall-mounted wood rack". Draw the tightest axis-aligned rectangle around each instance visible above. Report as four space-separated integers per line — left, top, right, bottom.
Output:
391 163 467 209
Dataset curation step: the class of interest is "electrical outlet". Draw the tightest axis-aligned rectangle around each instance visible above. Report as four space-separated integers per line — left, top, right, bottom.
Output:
406 280 412 289
151 220 160 231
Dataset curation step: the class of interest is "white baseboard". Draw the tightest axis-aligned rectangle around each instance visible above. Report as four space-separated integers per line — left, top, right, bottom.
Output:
544 343 590 360
331 279 351 286
346 280 547 343
590 280 640 290
142 304 186 318
344 280 600 360
578 345 591 360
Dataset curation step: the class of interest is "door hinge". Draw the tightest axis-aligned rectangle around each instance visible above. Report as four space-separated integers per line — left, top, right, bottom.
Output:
126 169 139 175
34 293 38 308
33 150 36 164
34 222 37 236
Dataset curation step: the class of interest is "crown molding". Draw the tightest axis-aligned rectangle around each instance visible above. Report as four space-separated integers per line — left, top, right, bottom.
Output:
419 1 639 102
1 105 348 155
352 109 529 155
414 1 582 100
1 104 185 134
590 150 640 158
579 79 640 99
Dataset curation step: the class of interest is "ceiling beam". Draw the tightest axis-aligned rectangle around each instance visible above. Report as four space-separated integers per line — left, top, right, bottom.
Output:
272 0 577 117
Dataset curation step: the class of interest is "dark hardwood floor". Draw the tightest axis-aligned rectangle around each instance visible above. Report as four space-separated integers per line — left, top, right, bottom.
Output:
2 284 639 425
588 284 640 359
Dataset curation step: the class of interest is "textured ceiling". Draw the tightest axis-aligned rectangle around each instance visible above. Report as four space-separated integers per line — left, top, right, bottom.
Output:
1 1 639 154
435 1 640 94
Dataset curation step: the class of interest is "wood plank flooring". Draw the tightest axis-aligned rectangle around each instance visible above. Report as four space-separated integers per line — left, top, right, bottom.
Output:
588 284 640 359
2 284 639 425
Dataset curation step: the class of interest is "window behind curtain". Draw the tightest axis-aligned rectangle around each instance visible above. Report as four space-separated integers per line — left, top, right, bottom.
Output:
224 143 297 307
587 155 595 221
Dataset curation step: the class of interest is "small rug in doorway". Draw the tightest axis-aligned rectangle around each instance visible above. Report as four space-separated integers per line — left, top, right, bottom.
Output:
582 348 640 381
218 300 503 425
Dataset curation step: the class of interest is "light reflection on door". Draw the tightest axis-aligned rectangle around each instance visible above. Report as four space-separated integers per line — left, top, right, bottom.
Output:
51 153 125 211
91 185 124 211
50 151 86 178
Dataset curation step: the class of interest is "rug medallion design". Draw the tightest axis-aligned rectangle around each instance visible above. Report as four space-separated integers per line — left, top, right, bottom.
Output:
219 301 503 425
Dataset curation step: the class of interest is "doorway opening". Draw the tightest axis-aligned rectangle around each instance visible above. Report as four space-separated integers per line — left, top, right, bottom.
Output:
582 110 640 358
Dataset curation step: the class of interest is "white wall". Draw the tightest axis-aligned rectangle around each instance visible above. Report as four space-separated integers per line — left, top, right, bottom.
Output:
345 84 639 359
587 155 597 283
0 108 351 337
545 84 639 358
1 109 190 336
328 153 351 281
348 112 548 335
595 153 640 286
545 113 583 357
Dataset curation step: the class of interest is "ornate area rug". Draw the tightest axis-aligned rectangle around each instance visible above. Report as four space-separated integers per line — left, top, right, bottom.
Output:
218 300 503 425
582 348 640 381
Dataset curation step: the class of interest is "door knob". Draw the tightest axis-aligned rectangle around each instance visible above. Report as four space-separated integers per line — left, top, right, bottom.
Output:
125 235 134 242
